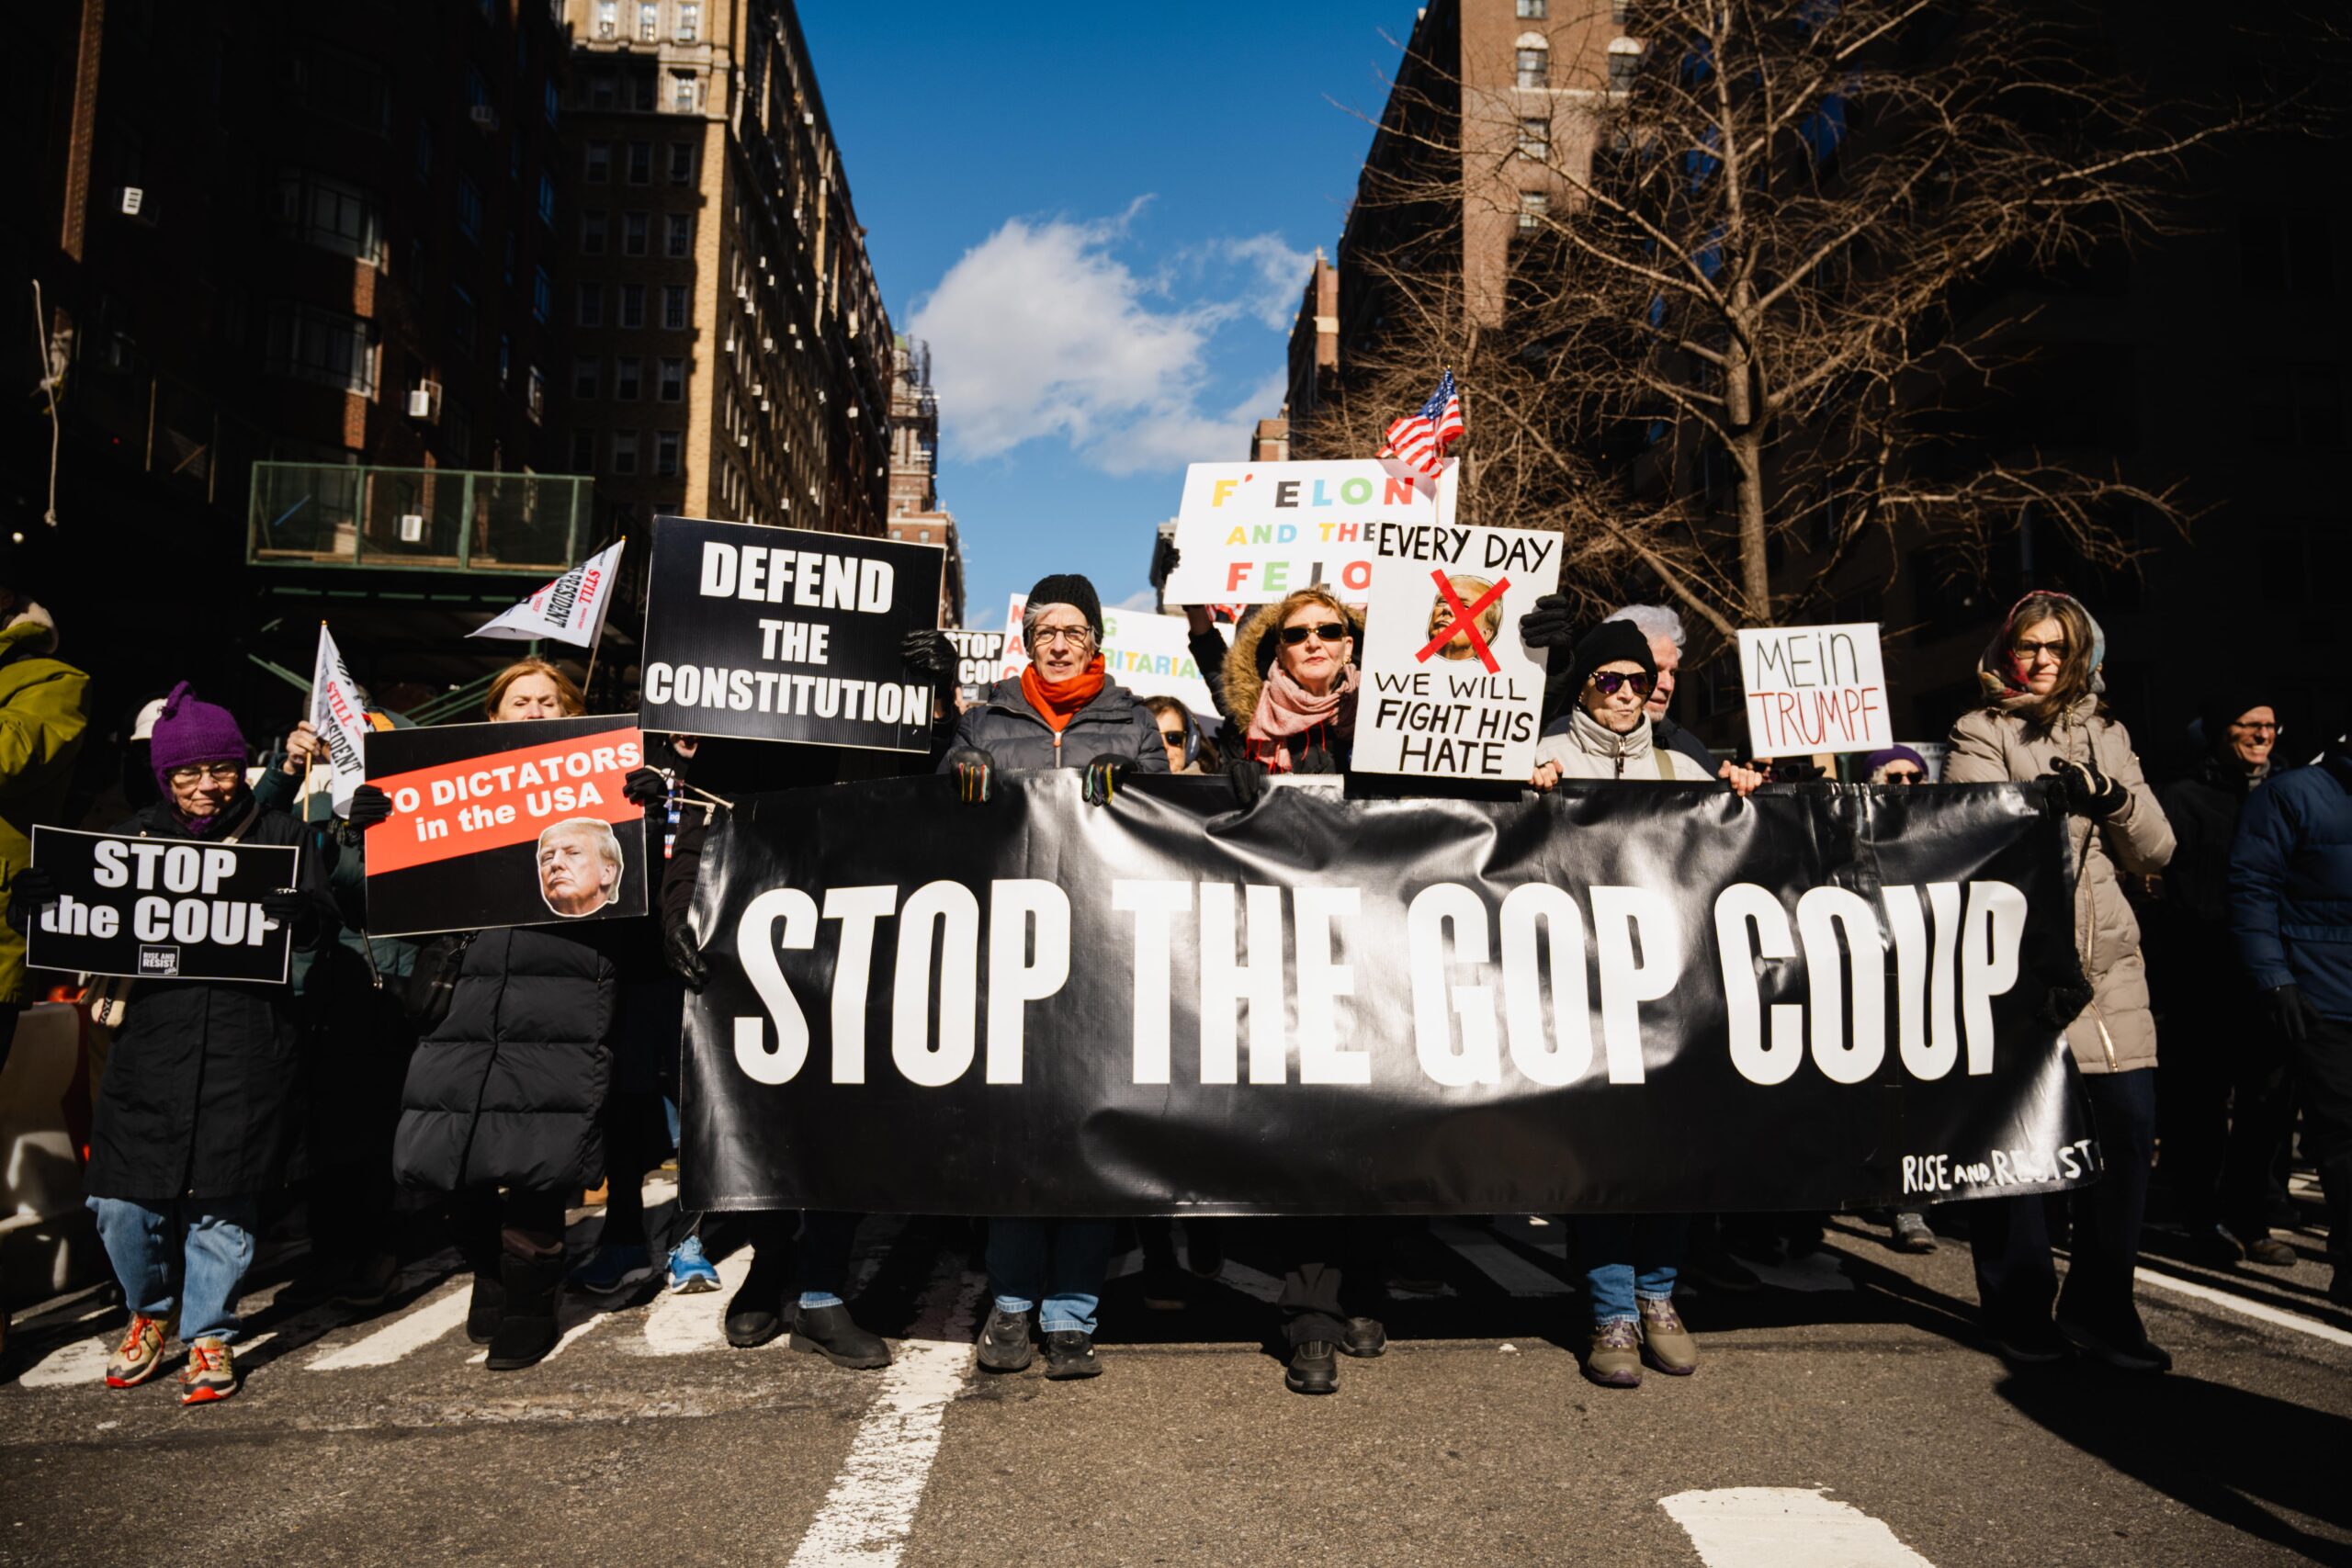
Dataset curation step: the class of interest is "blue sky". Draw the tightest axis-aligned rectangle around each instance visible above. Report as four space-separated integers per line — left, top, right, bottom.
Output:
797 3 1414 627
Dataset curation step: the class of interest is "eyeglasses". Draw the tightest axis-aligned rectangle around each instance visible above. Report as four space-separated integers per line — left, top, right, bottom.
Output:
1158 728 1188 746
1031 626 1092 647
166 763 243 785
2228 720 2280 735
1588 671 1657 697
1279 622 1349 647
2012 638 2069 660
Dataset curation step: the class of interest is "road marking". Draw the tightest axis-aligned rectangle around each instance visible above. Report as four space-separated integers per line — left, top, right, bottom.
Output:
1660 1487 1934 1567
639 1250 752 1355
2134 1264 2352 1349
1216 1260 1284 1303
1430 1218 1572 1296
16 1331 114 1389
309 1279 472 1371
786 1260 986 1568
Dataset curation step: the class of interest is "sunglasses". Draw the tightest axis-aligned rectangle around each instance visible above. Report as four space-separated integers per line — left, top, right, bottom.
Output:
1588 671 1657 697
1881 770 1924 784
1158 728 1188 746
2012 638 2068 660
1279 622 1349 647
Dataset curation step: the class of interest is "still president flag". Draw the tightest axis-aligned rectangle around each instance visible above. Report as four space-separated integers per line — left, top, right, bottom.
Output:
469 537 626 648
1379 370 1464 477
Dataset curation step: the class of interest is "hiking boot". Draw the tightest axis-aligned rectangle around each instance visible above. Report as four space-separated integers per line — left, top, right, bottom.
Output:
571 1243 651 1297
334 1250 401 1309
1285 1340 1339 1394
1638 1297 1698 1376
975 1305 1033 1372
465 1270 505 1345
793 1303 891 1371
2237 1231 2296 1268
1891 1213 1939 1254
105 1314 170 1389
665 1235 721 1294
1340 1315 1387 1359
1042 1329 1102 1380
177 1337 237 1404
1584 1320 1643 1387
2057 1317 2172 1373
724 1247 788 1348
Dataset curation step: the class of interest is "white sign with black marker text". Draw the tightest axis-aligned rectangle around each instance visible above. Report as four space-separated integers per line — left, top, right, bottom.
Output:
1736 622 1894 758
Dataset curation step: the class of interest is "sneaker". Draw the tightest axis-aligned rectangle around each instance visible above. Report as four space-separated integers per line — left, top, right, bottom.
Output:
1891 1213 1939 1254
571 1244 651 1296
1584 1319 1643 1388
1042 1329 1102 1380
1987 1320 2070 1366
665 1236 721 1294
105 1314 171 1389
177 1337 237 1404
2056 1317 2172 1373
975 1304 1033 1372
793 1303 892 1371
2237 1232 2296 1268
1285 1340 1339 1394
1637 1297 1698 1376
1340 1315 1387 1359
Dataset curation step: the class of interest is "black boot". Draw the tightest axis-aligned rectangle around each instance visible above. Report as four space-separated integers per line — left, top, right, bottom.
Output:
465 1268 505 1344
726 1246 790 1348
484 1251 566 1371
793 1303 892 1370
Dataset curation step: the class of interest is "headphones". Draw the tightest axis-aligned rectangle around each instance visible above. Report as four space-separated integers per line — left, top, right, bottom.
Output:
1157 705 1201 768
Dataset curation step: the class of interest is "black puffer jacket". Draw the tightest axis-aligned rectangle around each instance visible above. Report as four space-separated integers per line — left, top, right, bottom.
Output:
944 677 1170 775
391 924 621 1193
84 798 339 1201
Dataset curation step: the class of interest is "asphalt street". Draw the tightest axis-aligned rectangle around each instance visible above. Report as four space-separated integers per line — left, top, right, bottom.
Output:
3 1183 2346 1568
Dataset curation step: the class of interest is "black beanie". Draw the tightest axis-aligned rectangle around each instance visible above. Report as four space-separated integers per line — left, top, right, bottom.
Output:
1026 574 1103 641
1566 618 1658 694
2199 685 2278 755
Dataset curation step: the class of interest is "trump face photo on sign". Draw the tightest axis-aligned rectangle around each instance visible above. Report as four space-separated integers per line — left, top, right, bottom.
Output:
537 818 623 919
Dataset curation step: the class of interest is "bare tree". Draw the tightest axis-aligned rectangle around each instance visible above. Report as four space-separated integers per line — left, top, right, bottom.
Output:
1300 0 2279 639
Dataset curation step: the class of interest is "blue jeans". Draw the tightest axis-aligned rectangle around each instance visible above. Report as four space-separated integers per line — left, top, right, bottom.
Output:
88 1196 260 1345
987 1218 1116 1335
797 1210 860 1310
1576 1213 1688 1325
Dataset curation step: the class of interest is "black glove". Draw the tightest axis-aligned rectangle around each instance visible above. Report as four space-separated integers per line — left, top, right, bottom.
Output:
1151 536 1182 582
623 766 670 807
346 783 393 829
1295 746 1340 775
1081 754 1132 807
2051 757 2128 819
1226 755 1268 808
944 746 994 806
900 629 956 685
2267 984 2320 1045
5 867 58 935
663 915 708 992
1518 592 1576 649
261 889 312 942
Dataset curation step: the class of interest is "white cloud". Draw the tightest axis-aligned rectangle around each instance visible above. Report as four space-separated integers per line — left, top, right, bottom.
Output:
910 209 1306 477
1113 586 1161 612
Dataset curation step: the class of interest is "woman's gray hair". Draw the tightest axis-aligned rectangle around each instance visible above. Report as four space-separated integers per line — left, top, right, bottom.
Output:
1606 603 1686 654
1022 600 1097 658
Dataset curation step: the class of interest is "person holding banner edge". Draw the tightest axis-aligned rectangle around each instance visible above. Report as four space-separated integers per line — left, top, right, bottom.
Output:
1944 591 2176 1371
941 574 1166 1381
6 683 337 1404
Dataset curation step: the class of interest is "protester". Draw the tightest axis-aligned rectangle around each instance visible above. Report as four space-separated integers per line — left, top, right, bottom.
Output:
2154 692 2297 1266
2228 730 2352 1307
1863 744 1938 1252
1520 596 1763 792
1945 591 2177 1371
5 684 335 1404
0 555 88 1077
386 657 663 1371
942 574 1166 1380
1529 620 1764 795
1139 694 1216 775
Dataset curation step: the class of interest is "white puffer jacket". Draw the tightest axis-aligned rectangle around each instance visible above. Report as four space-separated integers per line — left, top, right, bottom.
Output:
1533 709 1693 782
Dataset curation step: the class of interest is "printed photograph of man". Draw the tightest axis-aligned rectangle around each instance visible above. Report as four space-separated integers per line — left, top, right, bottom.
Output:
537 817 624 919
1427 574 1505 661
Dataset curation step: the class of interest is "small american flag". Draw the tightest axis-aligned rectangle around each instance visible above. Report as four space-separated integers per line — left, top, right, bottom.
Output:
1380 370 1465 476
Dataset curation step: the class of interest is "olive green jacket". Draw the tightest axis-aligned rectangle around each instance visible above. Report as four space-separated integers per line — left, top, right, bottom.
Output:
0 614 91 1003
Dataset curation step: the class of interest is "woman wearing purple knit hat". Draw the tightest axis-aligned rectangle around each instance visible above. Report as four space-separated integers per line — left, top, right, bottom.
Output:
6 683 337 1405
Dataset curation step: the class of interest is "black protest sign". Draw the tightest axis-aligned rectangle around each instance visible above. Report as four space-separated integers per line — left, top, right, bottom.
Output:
946 629 1005 698
639 514 947 752
682 775 2091 1217
28 826 298 983
364 716 650 938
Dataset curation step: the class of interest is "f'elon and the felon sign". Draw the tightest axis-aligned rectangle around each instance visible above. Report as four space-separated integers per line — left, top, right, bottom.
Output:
27 825 298 983
638 514 948 753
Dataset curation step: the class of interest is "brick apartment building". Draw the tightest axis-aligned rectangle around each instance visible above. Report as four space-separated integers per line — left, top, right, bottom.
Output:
883 336 966 627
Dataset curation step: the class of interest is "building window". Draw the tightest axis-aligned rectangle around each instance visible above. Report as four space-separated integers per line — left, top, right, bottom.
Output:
413 119 434 183
445 397 473 465
544 78 560 127
585 141 611 183
528 366 547 423
1608 40 1642 93
668 141 696 183
638 3 660 42
619 284 646 328
1517 118 1547 160
588 69 616 109
612 430 639 475
676 3 700 40
615 355 642 400
277 170 382 262
1515 39 1549 88
456 175 482 239
665 213 693 257
573 357 600 399
627 141 653 184
582 209 608 254
630 69 658 111
623 212 650 255
670 72 698 113
571 429 596 469
264 303 376 394
663 285 690 329
655 430 681 475
2240 206 2335 296
537 174 556 227
533 265 553 323
577 285 603 328
503 231 516 286
1517 0 1546 15
1518 191 1549 231
917 528 930 544
594 0 617 38
658 356 684 400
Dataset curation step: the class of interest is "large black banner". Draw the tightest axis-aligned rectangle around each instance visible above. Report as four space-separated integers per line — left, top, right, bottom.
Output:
28 826 299 983
639 514 946 753
683 775 2095 1216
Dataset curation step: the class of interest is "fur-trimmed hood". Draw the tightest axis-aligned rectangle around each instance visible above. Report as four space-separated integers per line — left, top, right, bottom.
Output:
1220 601 1364 726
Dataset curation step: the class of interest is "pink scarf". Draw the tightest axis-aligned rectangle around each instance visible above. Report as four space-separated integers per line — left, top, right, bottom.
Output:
1246 664 1359 773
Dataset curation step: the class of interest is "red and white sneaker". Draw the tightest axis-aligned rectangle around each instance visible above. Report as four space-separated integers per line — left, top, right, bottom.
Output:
104 1314 171 1389
177 1337 237 1405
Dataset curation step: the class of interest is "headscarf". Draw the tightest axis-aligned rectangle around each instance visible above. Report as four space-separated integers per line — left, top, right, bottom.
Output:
1975 591 2106 703
1246 661 1359 773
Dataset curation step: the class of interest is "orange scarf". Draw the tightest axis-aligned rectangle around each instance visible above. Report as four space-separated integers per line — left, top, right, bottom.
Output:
1020 655 1107 732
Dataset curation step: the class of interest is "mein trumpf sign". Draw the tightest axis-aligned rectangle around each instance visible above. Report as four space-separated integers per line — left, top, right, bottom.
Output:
1737 622 1894 758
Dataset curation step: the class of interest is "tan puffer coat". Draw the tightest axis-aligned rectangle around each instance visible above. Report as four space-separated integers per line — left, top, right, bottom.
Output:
1945 696 2174 1073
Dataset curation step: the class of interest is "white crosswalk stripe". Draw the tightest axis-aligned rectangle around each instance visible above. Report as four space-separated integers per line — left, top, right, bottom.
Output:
308 1278 473 1371
1660 1487 1935 1567
639 1249 752 1354
1430 1217 1573 1296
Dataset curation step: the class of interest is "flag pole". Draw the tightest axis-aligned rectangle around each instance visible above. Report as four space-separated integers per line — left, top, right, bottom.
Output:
579 534 624 702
